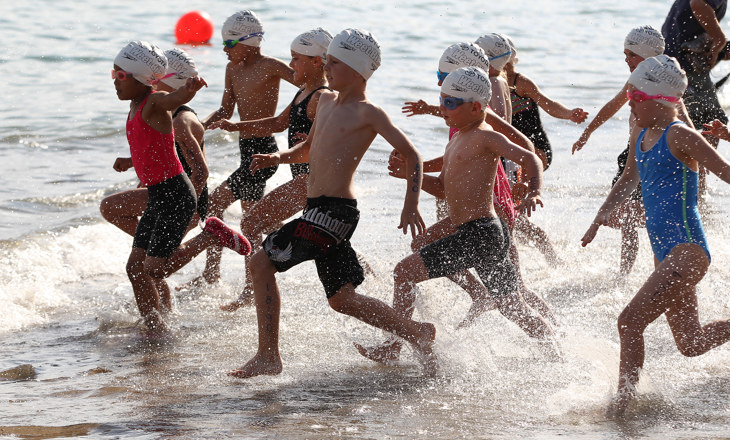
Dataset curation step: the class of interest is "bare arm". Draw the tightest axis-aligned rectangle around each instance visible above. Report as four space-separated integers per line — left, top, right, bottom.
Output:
202 65 237 128
573 82 629 153
581 129 641 246
517 75 588 123
691 0 727 65
371 107 425 238
485 108 536 152
673 123 730 183
152 77 208 112
173 114 208 196
402 100 441 117
490 132 543 215
208 104 291 137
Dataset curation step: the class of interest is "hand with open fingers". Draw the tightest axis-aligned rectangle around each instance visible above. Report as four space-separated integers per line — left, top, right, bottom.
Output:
515 194 543 217
702 119 730 141
249 153 280 174
402 100 431 117
571 108 589 124
572 133 589 154
581 212 610 247
185 76 208 92
208 119 236 132
398 207 425 239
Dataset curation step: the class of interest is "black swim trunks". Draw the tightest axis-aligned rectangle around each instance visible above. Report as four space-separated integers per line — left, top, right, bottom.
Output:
419 217 518 298
133 173 196 258
262 195 364 298
227 136 279 202
684 70 729 128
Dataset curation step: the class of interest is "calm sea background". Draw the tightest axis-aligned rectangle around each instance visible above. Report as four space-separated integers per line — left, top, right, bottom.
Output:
2 1 730 438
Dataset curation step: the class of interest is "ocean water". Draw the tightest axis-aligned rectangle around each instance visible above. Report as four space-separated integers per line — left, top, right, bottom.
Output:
2 0 730 438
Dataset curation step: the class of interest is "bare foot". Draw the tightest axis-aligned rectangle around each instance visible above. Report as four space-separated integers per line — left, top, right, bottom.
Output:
142 311 172 341
456 296 497 329
175 275 217 292
228 354 283 379
410 322 438 376
219 289 254 312
354 338 403 365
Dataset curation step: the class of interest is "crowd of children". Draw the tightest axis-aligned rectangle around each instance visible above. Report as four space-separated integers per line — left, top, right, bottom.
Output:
104 6 730 417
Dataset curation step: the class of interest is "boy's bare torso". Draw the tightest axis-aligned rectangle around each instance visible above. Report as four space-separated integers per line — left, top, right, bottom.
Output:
229 56 286 124
441 124 499 225
307 93 378 199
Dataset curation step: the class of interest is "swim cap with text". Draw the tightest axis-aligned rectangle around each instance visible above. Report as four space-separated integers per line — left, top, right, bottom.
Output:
222 10 264 47
114 40 167 86
327 28 381 80
441 66 492 108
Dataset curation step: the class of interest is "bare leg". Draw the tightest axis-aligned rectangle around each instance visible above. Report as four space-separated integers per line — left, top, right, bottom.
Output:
178 183 238 289
508 242 558 326
332 283 437 375
126 247 168 336
100 188 148 236
155 278 173 313
221 176 308 312
229 250 284 378
610 244 710 416
355 252 433 364
514 215 562 266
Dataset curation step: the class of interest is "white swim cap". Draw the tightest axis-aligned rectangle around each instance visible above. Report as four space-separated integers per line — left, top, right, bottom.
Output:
327 28 381 80
500 34 517 64
628 55 687 107
114 40 168 86
624 25 665 59
438 43 490 74
161 48 198 89
474 33 512 71
291 28 333 59
441 66 492 108
222 10 264 47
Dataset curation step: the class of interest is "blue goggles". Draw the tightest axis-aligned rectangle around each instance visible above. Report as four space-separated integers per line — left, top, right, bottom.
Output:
436 70 449 82
439 96 472 110
223 32 264 48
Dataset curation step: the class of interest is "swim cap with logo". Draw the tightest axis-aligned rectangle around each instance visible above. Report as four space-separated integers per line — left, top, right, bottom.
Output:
114 40 168 86
500 33 517 64
438 43 490 74
441 66 492 108
161 48 198 89
624 25 665 59
628 55 687 107
222 10 264 47
291 28 333 60
474 33 512 71
327 28 381 80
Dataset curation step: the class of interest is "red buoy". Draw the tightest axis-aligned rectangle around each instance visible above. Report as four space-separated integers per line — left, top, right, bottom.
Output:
175 11 214 45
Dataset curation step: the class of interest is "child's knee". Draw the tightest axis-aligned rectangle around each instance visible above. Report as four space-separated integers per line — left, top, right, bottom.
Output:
144 260 167 279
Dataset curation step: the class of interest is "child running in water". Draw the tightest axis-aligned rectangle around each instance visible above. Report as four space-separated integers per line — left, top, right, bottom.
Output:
111 41 250 336
358 67 557 366
101 47 208 311
229 29 437 379
582 55 730 415
400 42 556 327
504 35 588 266
207 28 334 311
181 10 295 290
573 25 693 275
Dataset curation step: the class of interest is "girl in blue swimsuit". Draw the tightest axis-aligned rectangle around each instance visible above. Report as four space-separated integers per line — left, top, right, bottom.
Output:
582 55 730 416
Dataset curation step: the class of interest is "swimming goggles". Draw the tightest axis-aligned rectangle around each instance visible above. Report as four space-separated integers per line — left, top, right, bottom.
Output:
436 70 449 82
111 69 134 81
626 89 680 104
223 32 264 48
440 96 472 110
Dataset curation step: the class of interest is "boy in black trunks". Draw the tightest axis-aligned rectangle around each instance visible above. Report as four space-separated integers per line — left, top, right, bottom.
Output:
357 66 558 365
228 29 436 379
182 10 296 288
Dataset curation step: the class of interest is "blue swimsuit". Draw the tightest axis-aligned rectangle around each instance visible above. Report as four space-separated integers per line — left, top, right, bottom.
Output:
635 121 710 262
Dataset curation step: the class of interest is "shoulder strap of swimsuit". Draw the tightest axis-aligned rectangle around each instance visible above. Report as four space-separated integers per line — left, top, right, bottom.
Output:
512 73 521 88
173 104 195 119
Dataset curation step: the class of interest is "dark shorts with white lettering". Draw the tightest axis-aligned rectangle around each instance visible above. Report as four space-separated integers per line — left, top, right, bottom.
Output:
262 195 365 298
419 217 518 298
133 173 196 258
227 136 279 202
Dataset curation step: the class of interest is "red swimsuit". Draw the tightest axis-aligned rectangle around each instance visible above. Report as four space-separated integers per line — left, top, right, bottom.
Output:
126 93 183 186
